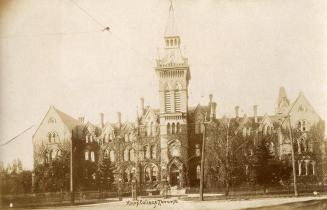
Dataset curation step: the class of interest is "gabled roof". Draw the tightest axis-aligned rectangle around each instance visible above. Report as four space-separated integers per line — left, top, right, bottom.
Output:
33 105 80 138
54 107 80 131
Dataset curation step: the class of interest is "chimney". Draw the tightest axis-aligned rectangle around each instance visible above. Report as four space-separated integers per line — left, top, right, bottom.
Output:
210 102 217 120
117 112 122 126
209 94 213 104
78 116 85 124
235 106 239 118
99 113 104 128
253 105 258 123
139 97 144 116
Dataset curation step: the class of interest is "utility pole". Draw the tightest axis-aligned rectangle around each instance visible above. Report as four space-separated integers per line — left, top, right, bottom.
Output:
70 130 75 205
200 115 208 201
287 115 298 197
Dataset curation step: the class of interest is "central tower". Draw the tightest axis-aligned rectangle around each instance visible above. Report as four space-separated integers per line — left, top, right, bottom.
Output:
155 1 191 188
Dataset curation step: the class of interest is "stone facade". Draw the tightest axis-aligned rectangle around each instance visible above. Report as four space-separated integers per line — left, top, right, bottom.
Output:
32 2 326 192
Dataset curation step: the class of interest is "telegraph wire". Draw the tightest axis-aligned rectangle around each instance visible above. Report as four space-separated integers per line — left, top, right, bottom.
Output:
0 125 35 147
0 31 100 39
66 0 155 66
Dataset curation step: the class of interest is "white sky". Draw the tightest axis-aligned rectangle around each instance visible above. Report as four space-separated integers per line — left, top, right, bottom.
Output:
0 0 326 170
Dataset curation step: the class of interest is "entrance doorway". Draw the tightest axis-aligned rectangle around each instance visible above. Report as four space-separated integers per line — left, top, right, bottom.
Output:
170 164 180 186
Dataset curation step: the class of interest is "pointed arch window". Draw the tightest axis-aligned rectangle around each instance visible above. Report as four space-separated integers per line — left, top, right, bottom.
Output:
85 151 89 160
167 123 171 134
172 123 176 134
176 123 181 134
151 145 156 159
129 149 135 161
90 151 95 162
144 145 150 159
48 133 52 143
152 165 158 181
109 150 115 162
145 166 151 182
124 149 129 161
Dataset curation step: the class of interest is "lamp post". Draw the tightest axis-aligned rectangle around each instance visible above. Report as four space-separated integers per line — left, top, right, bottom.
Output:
199 114 209 201
131 167 137 200
287 115 298 197
118 178 123 201
70 130 75 205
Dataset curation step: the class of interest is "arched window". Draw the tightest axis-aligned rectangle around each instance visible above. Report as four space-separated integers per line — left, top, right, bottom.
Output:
242 127 247 137
109 133 113 141
109 150 115 162
51 150 56 160
145 166 151 182
196 165 201 180
269 142 275 156
85 151 89 160
90 135 93 143
129 133 133 142
56 150 61 157
104 149 109 157
151 145 156 159
129 149 135 161
85 135 89 143
90 151 95 162
152 165 158 181
144 145 150 159
52 133 56 142
176 123 180 134
172 123 175 134
124 149 129 161
48 133 52 142
124 169 129 182
167 123 171 134
48 150 53 161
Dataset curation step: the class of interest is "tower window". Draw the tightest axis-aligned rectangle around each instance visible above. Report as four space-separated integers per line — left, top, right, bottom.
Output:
175 91 181 112
165 91 171 112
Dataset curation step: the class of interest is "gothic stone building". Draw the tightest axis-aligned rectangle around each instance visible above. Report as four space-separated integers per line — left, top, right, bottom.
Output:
32 3 326 192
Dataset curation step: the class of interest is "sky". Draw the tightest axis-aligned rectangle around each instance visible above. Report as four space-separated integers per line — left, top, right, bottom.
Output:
0 0 326 170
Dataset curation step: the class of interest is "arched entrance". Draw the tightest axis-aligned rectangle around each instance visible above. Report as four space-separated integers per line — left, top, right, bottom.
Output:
170 164 180 186
167 158 184 187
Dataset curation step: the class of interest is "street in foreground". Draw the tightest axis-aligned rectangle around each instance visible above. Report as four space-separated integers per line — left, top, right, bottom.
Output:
5 195 326 210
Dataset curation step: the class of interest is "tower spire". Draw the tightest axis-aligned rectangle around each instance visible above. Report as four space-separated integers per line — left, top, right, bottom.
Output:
165 0 178 37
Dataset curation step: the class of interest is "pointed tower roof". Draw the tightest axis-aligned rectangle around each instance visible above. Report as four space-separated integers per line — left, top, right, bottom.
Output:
164 1 178 37
277 86 289 106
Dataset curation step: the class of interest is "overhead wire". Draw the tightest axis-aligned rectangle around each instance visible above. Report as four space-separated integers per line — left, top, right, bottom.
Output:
0 125 35 147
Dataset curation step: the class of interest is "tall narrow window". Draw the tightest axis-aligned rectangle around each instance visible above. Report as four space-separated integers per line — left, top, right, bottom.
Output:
110 150 115 162
151 145 156 159
175 91 181 112
167 123 171 134
85 151 89 160
124 149 129 161
165 91 171 113
152 165 158 181
129 149 135 161
172 123 175 134
176 123 180 134
90 151 95 162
